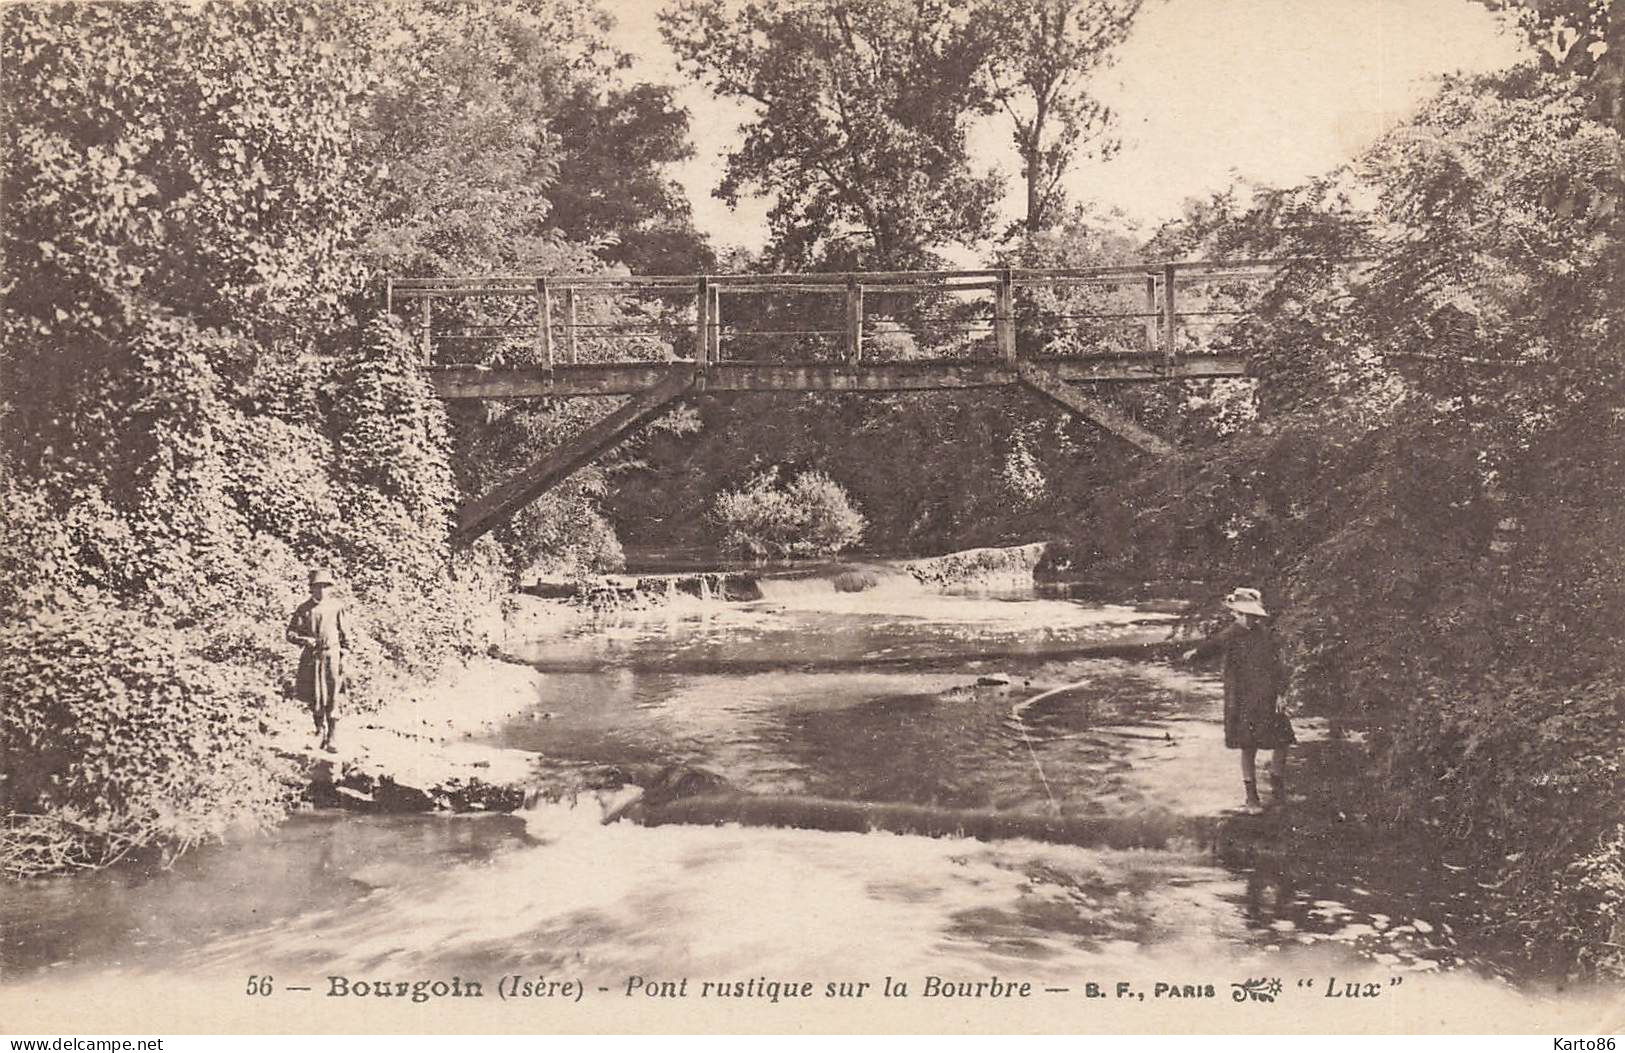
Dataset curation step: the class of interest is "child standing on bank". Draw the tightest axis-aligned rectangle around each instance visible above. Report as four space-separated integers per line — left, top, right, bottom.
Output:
1181 587 1294 813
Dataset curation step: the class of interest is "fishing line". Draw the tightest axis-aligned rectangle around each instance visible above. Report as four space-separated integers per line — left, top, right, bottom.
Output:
1009 680 1094 816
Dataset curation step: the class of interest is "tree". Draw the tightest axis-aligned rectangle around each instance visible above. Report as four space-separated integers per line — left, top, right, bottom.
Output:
661 0 1004 269
1 1 376 473
1086 61 1624 975
352 0 600 281
1477 0 1625 131
548 81 716 273
979 0 1143 234
351 0 709 576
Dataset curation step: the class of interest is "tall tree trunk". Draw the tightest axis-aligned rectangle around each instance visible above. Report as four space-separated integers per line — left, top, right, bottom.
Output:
1024 144 1044 233
1023 92 1052 232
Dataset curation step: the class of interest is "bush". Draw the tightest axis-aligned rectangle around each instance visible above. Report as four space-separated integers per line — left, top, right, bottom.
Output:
711 467 866 560
1381 670 1625 977
0 603 293 877
510 486 627 581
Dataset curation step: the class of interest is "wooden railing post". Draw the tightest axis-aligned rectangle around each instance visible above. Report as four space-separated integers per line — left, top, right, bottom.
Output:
1162 263 1178 368
537 278 554 369
845 279 863 364
1143 274 1158 354
694 275 711 365
419 297 432 361
564 287 578 365
996 267 1016 362
709 284 722 362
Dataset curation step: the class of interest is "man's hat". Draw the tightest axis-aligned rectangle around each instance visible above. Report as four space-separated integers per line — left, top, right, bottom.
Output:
1224 586 1269 617
308 568 337 587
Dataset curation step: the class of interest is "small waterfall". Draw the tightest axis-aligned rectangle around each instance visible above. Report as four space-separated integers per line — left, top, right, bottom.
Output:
753 575 837 601
626 571 762 603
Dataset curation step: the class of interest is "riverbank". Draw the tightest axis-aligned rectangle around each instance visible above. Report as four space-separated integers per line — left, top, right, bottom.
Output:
268 541 1167 819
9 562 1619 1033
269 595 639 815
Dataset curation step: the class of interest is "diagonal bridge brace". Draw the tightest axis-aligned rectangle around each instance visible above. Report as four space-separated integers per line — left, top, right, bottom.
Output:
452 367 697 546
1015 361 1174 456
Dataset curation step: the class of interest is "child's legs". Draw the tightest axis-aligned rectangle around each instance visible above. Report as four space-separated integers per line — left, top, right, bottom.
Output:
1239 747 1258 783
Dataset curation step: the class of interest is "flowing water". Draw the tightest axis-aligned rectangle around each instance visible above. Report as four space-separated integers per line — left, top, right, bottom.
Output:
0 576 1606 1030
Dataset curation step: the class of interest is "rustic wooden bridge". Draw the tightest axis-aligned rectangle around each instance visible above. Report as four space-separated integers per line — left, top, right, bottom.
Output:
388 261 1306 545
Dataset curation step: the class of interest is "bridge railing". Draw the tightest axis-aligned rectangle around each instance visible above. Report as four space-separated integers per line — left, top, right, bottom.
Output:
386 260 1309 376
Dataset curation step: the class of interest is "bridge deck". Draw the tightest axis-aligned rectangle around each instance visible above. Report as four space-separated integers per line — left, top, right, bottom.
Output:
427 355 1246 399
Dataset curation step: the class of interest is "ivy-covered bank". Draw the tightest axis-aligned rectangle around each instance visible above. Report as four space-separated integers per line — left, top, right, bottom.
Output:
0 3 703 878
0 317 509 876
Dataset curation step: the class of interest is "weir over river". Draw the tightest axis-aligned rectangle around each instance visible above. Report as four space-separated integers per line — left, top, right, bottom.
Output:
0 566 1603 1029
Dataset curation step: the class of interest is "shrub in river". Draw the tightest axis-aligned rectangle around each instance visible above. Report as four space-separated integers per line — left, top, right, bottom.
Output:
0 603 294 878
710 468 867 561
831 568 880 593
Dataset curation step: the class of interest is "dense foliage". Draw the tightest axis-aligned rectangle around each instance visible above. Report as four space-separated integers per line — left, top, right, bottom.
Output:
0 605 289 877
0 0 707 875
1065 65 1624 975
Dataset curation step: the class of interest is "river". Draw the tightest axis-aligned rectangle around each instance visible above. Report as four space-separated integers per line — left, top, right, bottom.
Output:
0 575 1608 1031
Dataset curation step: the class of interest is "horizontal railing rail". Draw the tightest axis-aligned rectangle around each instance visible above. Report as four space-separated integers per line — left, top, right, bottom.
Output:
386 259 1370 373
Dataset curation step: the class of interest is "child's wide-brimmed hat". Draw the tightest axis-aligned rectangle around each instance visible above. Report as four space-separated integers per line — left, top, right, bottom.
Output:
308 568 337 587
1224 586 1269 617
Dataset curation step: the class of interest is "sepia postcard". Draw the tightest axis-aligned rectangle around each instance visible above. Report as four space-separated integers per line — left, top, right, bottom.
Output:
2 0 1622 1037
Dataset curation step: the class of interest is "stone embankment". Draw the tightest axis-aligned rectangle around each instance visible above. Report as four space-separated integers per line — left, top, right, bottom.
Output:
898 541 1048 589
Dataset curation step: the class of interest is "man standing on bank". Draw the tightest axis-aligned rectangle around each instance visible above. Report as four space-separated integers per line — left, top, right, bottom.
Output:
288 568 350 753
1181 586 1294 813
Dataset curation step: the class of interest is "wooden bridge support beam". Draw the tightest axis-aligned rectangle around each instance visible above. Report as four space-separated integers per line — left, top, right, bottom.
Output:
1162 263 1178 368
1015 362 1174 456
709 285 722 362
451 368 697 546
419 298 432 360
